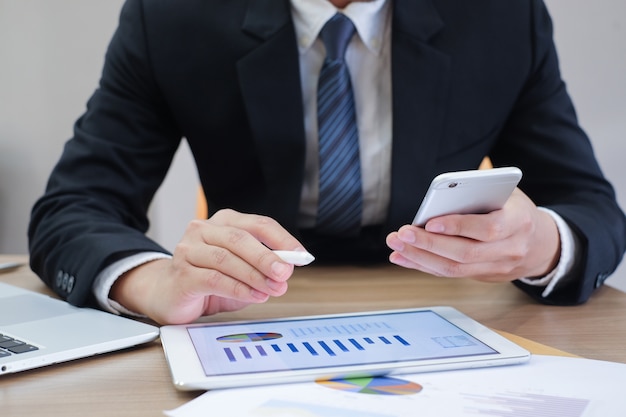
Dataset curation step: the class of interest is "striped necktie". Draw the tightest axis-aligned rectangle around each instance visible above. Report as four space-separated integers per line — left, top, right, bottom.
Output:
316 13 362 236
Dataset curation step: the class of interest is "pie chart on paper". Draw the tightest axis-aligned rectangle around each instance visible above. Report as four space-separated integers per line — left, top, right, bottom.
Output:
317 376 423 396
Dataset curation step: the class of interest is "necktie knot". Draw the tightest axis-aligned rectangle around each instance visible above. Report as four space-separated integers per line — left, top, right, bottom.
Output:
320 13 356 62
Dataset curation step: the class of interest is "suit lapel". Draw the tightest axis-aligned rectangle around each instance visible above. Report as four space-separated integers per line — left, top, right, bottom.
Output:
237 0 305 230
386 0 451 231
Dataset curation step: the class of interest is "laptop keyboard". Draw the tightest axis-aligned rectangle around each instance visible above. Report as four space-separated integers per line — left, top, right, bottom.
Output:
0 333 39 357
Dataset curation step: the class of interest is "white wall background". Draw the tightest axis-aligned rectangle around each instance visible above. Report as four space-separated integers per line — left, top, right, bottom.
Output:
1 1 625 292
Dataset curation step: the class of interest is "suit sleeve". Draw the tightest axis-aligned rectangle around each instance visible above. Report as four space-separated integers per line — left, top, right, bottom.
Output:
491 0 626 304
28 0 180 306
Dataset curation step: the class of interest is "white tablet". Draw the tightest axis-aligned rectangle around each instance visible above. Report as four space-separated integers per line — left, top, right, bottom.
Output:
160 307 530 390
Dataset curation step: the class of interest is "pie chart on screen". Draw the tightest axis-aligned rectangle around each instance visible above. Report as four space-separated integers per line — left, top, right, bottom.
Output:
216 332 283 343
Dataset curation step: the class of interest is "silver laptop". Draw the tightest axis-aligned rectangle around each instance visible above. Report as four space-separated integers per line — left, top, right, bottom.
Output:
0 282 159 375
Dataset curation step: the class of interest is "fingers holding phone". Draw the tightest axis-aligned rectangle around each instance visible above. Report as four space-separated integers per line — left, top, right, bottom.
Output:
387 168 560 282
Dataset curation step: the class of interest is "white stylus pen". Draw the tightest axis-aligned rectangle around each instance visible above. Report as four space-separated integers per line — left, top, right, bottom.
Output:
272 250 315 266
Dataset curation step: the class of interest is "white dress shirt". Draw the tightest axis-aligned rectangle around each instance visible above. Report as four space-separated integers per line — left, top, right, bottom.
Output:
292 0 393 228
93 0 576 315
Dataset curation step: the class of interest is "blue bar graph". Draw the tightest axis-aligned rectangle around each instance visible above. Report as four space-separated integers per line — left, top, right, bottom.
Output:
218 322 414 363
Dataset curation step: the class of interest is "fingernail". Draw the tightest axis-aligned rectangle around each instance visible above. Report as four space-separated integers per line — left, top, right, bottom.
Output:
387 239 404 251
271 261 290 278
425 222 445 233
398 229 416 243
265 278 285 292
251 289 269 301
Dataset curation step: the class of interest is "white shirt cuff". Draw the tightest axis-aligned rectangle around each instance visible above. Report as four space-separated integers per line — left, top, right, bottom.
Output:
93 252 172 316
517 207 576 297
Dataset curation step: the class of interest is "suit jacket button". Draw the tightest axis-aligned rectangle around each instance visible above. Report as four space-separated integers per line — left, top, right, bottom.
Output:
61 272 70 291
67 276 75 293
56 271 64 288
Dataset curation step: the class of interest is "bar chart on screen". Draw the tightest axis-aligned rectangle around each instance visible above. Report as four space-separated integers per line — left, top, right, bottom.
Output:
187 312 498 375
215 328 417 364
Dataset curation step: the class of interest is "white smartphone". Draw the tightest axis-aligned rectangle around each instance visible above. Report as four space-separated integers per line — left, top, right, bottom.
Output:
412 167 522 227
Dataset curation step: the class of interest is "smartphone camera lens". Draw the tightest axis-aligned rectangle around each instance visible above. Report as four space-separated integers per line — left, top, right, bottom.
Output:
448 182 458 188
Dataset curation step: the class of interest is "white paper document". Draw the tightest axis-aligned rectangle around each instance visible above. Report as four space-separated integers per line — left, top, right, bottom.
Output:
164 355 626 416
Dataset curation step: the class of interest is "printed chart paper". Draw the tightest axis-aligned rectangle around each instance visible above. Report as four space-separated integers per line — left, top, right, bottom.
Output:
164 355 626 417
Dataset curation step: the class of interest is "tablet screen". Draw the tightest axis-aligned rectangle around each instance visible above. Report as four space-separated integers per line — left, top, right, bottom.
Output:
187 310 498 377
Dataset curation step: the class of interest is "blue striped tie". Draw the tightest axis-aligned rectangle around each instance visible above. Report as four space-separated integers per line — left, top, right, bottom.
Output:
316 13 362 236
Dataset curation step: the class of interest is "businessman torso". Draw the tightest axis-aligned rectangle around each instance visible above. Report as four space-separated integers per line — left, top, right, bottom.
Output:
102 0 548 232
29 0 626 306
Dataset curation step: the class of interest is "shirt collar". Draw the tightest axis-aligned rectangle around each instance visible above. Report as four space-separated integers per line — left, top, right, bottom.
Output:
290 0 390 55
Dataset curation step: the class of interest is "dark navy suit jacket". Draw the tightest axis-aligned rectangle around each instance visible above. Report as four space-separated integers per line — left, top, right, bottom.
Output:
29 0 626 308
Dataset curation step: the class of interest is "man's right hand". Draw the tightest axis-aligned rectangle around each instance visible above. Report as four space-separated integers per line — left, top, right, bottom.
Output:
110 209 307 324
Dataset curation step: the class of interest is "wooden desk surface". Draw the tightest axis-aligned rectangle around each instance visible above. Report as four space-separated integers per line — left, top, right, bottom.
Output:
2 254 626 416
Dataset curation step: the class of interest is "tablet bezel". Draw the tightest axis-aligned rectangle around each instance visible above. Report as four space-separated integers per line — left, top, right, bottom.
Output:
160 306 530 390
